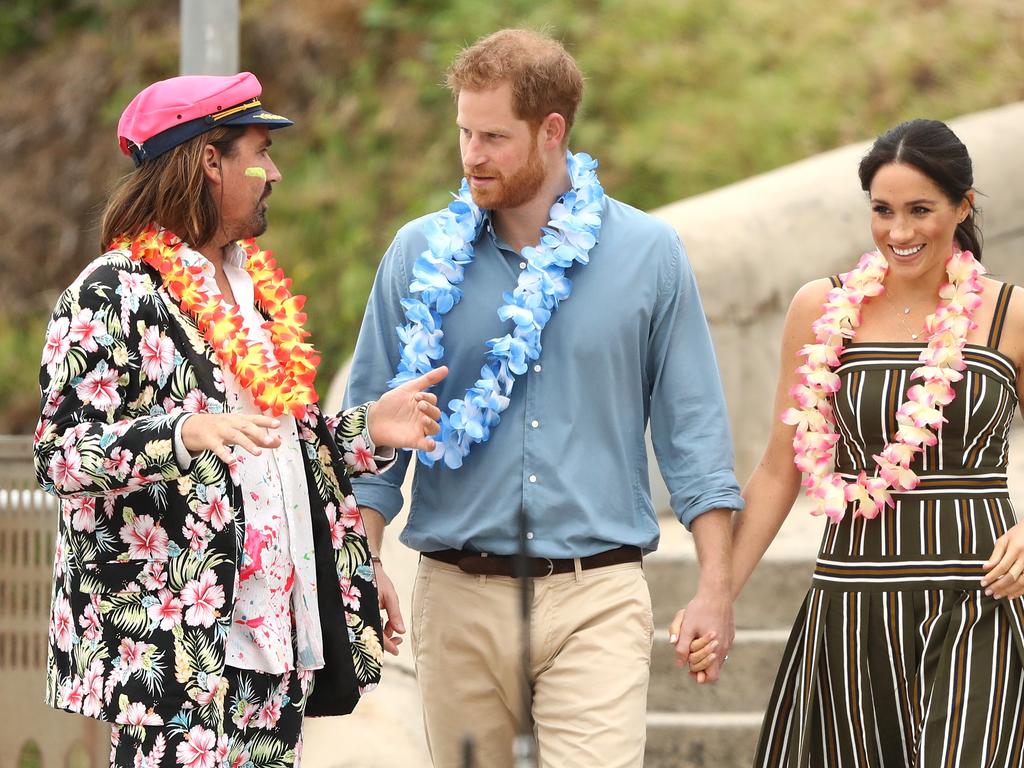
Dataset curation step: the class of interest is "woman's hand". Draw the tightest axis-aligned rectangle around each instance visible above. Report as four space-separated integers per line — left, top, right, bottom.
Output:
367 366 448 451
181 413 282 462
668 595 733 685
684 631 720 682
982 522 1024 599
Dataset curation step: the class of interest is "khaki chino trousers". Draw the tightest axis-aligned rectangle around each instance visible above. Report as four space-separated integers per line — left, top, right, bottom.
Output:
411 555 654 768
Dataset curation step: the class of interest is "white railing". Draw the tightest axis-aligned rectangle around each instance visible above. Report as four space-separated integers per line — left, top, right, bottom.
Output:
0 435 107 768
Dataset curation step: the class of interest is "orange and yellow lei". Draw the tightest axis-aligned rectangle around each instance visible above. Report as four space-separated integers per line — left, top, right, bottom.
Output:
114 224 320 419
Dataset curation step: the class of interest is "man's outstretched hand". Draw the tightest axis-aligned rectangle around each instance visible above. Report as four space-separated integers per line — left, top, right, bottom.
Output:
368 366 448 451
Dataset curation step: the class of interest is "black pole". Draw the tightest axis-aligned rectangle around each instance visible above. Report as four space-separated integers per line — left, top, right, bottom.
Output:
512 504 537 767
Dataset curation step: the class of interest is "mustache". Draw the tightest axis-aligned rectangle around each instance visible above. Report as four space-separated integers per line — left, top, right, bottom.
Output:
464 165 502 179
260 184 272 201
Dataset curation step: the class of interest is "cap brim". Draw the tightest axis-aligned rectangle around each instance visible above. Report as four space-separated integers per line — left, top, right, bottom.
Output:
223 108 294 129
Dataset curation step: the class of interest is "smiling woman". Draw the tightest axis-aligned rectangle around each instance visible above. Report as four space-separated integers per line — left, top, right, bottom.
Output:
860 119 983 261
868 162 971 272
717 118 1024 767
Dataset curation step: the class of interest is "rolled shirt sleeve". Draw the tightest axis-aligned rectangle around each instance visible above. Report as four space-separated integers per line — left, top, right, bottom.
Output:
648 235 744 528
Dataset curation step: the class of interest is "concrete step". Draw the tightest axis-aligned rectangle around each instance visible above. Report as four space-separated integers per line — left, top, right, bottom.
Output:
648 628 788 713
644 712 762 768
646 555 814 629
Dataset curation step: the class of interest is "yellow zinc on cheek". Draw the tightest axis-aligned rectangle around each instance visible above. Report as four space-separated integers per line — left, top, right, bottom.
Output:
245 166 268 181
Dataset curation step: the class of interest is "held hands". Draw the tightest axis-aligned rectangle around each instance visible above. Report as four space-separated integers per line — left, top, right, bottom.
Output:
677 520 1024 678
668 593 734 685
684 631 720 682
367 366 448 452
181 413 282 462
981 522 1024 600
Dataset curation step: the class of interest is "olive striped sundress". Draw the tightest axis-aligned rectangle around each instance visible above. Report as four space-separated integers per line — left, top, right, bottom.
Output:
754 281 1024 767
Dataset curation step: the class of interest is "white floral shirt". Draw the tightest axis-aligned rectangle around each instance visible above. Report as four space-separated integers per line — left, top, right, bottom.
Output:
172 243 382 674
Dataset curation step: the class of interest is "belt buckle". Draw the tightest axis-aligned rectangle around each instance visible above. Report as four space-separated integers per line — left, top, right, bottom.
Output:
540 557 554 577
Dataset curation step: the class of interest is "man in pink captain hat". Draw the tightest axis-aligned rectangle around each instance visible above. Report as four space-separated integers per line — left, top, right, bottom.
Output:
33 72 446 768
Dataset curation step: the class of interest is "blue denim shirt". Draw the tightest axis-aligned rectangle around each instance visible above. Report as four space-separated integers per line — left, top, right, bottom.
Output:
345 195 743 558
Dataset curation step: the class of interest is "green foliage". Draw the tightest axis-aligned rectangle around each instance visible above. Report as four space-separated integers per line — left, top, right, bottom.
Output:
337 533 371 578
181 627 221 674
3 0 1024 430
139 646 166 697
192 452 230 489
251 0 1024 399
99 592 152 636
0 311 48 432
166 549 229 593
16 740 43 768
349 623 382 683
73 633 109 676
167 355 198 402
0 0 97 55
244 733 296 768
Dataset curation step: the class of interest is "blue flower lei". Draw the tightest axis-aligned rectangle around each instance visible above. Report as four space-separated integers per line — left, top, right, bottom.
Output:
388 150 604 469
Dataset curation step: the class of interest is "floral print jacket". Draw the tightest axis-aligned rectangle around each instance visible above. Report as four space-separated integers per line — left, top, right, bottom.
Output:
34 249 384 726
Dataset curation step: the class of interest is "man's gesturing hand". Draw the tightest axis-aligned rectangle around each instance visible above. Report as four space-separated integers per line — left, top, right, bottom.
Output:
368 366 448 452
181 413 282 463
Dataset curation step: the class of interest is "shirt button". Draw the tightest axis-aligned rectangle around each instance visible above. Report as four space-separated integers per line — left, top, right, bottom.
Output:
526 532 534 540
519 262 527 269
533 364 542 373
531 420 539 428
529 474 537 483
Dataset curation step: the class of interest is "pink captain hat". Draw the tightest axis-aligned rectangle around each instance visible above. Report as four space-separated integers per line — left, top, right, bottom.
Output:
117 72 293 166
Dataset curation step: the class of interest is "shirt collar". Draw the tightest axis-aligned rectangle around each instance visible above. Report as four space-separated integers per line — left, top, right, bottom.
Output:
480 209 496 239
175 239 248 274
223 241 247 269
480 209 516 253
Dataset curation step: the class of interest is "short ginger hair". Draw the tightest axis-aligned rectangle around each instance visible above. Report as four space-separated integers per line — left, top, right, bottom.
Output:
446 29 584 138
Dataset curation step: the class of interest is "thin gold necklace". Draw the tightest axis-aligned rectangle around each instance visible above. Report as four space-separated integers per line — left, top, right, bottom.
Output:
882 291 922 340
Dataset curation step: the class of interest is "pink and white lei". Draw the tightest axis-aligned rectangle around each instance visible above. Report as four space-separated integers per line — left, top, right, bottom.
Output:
782 248 985 522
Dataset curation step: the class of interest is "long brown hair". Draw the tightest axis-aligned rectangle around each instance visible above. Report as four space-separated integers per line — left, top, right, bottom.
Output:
100 126 245 250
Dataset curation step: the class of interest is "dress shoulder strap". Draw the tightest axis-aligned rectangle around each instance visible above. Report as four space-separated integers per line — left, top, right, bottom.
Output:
828 274 842 289
987 282 1016 349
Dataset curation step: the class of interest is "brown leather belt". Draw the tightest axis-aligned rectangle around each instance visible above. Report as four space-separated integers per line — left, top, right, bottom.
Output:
423 545 641 577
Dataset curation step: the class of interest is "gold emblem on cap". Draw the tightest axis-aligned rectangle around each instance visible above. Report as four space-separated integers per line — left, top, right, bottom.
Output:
210 98 262 122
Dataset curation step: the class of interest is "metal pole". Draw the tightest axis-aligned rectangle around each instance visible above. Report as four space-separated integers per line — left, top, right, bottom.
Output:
180 0 240 75
513 504 537 768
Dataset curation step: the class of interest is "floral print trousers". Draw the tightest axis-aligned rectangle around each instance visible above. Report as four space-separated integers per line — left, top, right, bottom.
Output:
110 665 313 768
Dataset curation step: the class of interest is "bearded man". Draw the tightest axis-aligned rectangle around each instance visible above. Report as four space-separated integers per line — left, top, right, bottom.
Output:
345 29 743 768
34 72 445 768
